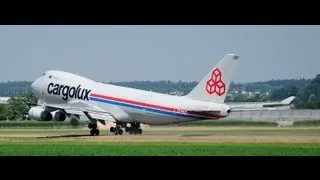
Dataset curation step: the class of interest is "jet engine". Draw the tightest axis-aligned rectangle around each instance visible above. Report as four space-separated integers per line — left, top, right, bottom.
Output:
53 110 67 121
28 106 53 121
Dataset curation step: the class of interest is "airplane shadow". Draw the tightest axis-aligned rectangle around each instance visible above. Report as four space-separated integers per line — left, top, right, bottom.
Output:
38 134 93 139
181 134 213 137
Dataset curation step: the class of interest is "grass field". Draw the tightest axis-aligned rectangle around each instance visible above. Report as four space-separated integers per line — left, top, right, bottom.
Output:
1 141 319 156
0 126 320 156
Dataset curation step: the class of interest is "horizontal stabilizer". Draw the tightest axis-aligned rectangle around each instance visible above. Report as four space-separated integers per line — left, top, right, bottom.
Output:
230 106 291 112
280 96 295 104
227 96 295 111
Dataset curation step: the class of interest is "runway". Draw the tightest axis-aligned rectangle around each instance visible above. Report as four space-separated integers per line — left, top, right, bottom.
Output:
1 126 320 143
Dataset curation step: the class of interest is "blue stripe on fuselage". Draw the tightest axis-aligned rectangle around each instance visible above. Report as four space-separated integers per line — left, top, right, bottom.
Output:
89 97 207 120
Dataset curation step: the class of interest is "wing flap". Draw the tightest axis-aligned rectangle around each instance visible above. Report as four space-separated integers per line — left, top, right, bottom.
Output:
84 111 115 121
63 109 86 116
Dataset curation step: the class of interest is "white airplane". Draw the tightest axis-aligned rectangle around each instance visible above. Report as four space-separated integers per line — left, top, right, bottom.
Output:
28 53 293 136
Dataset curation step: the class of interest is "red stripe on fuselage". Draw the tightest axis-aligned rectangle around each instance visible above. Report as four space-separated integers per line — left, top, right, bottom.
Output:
91 93 176 111
90 93 225 118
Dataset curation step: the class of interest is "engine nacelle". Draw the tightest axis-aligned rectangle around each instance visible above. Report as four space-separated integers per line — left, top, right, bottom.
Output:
53 110 67 121
28 106 53 121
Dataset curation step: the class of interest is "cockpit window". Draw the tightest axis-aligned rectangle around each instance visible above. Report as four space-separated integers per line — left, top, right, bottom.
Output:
42 73 46 76
48 75 52 78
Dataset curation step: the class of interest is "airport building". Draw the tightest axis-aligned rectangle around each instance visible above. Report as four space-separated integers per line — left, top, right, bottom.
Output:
0 97 10 104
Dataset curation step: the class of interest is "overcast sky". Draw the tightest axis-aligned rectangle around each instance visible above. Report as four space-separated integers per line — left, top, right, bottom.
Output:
0 25 319 83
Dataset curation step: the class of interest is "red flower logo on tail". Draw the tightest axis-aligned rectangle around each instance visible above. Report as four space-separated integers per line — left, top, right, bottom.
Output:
205 68 226 96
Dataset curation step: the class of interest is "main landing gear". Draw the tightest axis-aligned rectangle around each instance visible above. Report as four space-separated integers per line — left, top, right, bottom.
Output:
126 122 142 135
109 122 142 135
88 123 99 136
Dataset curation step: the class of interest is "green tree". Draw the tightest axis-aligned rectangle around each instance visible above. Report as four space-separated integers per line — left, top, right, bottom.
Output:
269 85 299 101
6 96 29 120
295 74 320 109
0 104 8 120
21 92 38 108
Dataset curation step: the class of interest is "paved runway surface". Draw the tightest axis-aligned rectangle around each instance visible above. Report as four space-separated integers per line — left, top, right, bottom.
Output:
0 126 320 143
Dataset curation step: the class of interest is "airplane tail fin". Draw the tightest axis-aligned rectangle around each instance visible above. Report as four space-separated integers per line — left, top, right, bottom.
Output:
185 53 239 104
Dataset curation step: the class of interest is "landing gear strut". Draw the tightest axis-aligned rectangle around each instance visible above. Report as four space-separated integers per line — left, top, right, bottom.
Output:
109 122 142 135
88 123 99 136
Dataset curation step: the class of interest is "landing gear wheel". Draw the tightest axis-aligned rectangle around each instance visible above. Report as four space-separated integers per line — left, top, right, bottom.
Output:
126 128 142 135
88 123 93 129
110 127 115 133
111 122 129 135
125 122 143 135
112 127 124 135
90 129 99 136
89 122 99 136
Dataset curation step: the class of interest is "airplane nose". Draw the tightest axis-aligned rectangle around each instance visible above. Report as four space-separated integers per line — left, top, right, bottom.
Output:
31 79 37 89
31 78 40 93
31 81 35 89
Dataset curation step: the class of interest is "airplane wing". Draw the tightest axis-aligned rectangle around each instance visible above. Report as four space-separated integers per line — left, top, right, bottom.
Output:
37 100 120 122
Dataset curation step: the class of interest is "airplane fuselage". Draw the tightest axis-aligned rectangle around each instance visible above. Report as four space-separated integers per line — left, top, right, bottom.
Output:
31 70 230 125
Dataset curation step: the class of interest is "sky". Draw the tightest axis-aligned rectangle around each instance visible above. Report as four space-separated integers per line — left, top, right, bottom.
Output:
0 25 319 83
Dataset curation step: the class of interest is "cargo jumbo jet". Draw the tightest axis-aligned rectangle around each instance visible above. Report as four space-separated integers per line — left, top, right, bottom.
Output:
28 54 294 136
